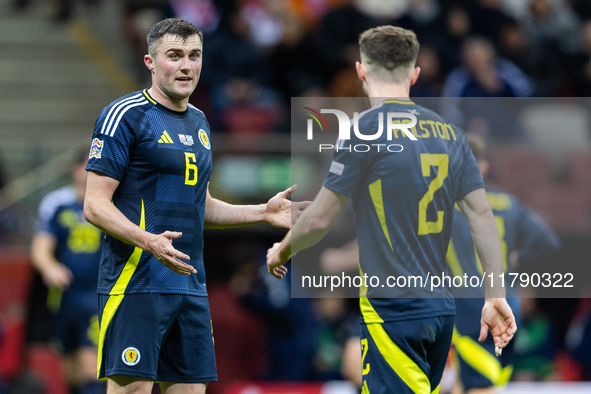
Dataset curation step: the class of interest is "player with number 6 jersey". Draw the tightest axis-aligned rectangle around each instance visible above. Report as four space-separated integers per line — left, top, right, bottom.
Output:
83 18 307 394
87 88 212 296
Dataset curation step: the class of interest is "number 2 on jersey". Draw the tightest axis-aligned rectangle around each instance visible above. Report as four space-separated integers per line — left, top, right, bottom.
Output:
185 152 198 185
418 154 449 235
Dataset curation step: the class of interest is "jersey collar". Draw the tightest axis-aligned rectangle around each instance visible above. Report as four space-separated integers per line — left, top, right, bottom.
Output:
142 89 189 119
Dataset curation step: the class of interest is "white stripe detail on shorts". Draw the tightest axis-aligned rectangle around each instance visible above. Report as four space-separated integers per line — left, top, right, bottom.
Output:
100 93 143 135
108 100 148 137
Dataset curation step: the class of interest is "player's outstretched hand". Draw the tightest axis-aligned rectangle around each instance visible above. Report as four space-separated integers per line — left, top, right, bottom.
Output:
479 298 517 355
265 184 312 228
148 231 196 276
267 242 289 279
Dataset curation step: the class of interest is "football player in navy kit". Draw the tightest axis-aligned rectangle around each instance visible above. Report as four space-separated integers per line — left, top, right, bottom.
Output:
31 151 104 394
267 26 516 394
84 18 305 394
449 134 560 394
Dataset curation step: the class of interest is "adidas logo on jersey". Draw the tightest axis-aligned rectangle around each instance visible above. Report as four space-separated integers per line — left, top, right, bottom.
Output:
158 131 174 144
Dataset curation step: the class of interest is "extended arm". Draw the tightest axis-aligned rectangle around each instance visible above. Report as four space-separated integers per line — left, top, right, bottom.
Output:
458 188 506 296
204 184 310 229
458 188 517 349
30 232 73 289
267 186 350 278
84 170 196 275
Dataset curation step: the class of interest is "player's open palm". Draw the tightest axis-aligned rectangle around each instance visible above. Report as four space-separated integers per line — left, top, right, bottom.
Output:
148 231 196 275
479 298 517 354
265 185 312 228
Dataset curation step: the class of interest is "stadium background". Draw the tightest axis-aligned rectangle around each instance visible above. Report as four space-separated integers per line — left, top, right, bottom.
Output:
0 0 590 393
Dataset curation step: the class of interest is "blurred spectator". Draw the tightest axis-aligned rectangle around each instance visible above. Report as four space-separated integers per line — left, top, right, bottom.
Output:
441 37 531 139
411 45 443 97
442 36 533 97
567 20 591 96
315 0 379 89
469 0 514 44
171 0 221 34
240 0 285 49
122 0 175 83
522 0 581 58
519 0 581 94
422 6 472 76
201 9 282 129
353 0 407 21
230 249 317 381
497 19 538 80
399 0 441 38
30 151 104 394
269 11 325 102
512 297 559 381
288 0 345 31
572 0 591 20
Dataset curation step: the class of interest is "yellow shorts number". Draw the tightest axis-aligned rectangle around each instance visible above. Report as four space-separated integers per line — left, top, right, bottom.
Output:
361 338 370 375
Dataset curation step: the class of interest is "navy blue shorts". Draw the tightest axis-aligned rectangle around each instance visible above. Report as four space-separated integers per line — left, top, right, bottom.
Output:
97 294 217 383
361 315 454 394
53 290 99 354
453 327 515 391
453 298 519 390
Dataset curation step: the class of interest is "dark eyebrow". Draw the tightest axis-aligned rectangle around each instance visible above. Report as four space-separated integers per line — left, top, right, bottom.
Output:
166 48 202 54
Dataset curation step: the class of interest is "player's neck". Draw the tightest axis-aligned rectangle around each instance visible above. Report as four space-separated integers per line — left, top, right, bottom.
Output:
366 82 411 106
147 87 188 112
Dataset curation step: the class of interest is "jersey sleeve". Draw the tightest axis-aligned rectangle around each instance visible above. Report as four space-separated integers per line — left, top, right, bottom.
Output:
45 206 63 239
458 136 485 199
34 187 76 233
86 107 138 181
323 125 370 197
514 199 561 263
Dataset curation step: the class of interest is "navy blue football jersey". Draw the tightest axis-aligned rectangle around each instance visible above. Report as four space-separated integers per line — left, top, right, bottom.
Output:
86 89 212 296
447 186 560 299
47 201 101 292
323 100 484 322
449 186 560 333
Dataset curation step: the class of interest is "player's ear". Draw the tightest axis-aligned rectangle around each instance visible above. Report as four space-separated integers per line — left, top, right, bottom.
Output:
410 66 421 86
144 54 155 73
356 61 366 82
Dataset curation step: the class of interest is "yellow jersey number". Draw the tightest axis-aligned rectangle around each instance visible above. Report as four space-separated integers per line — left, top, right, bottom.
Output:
418 153 449 235
185 152 198 185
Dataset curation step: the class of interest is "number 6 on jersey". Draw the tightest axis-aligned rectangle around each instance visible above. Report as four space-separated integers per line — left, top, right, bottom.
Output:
185 152 198 185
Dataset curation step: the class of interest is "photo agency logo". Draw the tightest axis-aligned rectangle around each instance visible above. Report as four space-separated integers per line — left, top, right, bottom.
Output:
303 107 418 152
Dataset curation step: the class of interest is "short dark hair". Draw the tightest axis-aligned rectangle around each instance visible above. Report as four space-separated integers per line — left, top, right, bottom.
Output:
359 26 420 82
467 133 486 163
147 18 203 57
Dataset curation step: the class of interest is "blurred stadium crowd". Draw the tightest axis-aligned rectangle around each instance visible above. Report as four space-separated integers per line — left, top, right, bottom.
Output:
0 0 591 393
